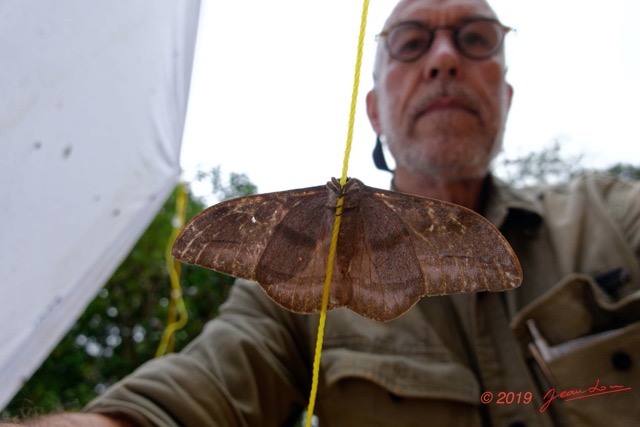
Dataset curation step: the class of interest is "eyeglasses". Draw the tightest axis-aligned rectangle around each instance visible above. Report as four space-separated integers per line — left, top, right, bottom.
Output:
376 18 512 62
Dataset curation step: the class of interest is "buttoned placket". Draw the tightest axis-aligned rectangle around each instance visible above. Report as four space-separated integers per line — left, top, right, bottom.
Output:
475 291 555 426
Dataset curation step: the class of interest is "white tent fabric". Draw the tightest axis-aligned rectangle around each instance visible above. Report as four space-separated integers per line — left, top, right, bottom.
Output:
0 0 200 409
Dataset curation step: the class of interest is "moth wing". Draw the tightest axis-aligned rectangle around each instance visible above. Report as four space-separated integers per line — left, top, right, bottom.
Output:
172 185 326 281
371 188 522 296
173 179 523 322
340 191 425 321
255 192 336 314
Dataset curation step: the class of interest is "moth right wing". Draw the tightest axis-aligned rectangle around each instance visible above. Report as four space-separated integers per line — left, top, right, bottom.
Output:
337 190 426 321
370 187 523 296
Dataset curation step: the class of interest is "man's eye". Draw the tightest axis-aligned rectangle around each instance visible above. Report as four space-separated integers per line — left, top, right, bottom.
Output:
397 36 429 54
460 31 491 48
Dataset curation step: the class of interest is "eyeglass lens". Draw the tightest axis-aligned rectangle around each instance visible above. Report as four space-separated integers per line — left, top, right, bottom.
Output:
385 19 506 62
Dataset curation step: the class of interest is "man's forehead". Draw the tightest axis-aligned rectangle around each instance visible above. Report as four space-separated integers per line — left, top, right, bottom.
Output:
385 0 497 27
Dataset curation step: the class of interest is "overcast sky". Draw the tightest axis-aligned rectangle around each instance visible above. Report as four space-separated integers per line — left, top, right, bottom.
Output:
180 0 640 199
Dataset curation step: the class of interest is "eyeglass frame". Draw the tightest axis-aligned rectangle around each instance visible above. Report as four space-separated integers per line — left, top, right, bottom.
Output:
375 17 513 62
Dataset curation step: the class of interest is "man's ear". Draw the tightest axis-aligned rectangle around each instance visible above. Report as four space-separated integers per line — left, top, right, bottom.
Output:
366 89 381 135
506 83 514 110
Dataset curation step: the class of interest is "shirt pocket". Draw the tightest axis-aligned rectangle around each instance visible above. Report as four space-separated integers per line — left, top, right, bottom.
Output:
511 273 640 426
317 348 482 427
322 348 480 403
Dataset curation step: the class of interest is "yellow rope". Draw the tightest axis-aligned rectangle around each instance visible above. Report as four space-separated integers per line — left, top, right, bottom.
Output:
156 183 189 358
305 0 370 424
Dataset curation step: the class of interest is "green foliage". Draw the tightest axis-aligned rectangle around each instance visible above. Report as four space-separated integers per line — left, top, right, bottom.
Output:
2 169 256 420
496 140 585 187
495 140 639 186
200 165 258 202
604 163 640 181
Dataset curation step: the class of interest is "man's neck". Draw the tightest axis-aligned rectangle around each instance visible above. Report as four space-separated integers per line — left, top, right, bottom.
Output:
392 170 488 212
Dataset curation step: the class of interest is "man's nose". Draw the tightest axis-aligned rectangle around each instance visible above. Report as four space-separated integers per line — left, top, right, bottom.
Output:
423 32 460 80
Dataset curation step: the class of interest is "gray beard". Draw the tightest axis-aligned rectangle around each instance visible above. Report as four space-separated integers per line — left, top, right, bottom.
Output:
391 135 502 182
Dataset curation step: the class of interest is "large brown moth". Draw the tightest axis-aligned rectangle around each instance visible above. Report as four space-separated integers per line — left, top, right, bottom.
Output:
172 178 522 321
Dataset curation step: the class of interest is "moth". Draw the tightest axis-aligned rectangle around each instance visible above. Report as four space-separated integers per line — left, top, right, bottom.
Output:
172 178 522 321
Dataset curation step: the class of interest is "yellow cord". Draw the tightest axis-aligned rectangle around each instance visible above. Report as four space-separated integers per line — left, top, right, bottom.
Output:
339 0 370 187
156 183 189 358
305 0 370 424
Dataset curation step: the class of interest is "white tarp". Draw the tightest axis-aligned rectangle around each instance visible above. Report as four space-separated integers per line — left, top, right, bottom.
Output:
0 0 200 409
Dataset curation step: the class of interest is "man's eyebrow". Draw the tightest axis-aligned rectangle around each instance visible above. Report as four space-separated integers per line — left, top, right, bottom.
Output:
387 13 497 29
458 14 500 23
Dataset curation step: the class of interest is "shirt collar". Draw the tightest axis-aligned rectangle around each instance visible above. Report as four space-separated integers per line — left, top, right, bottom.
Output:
389 174 544 231
483 174 543 232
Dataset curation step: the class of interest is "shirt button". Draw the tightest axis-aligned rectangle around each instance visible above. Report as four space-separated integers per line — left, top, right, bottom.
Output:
611 351 632 371
388 392 404 403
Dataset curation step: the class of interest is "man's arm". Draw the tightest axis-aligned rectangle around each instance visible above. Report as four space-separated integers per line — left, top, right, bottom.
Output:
83 279 309 426
2 413 136 426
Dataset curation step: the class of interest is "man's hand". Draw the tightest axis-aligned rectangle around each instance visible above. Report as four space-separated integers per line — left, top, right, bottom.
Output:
1 413 137 426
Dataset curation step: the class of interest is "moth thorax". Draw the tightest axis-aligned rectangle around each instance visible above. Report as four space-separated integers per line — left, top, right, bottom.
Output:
325 177 363 210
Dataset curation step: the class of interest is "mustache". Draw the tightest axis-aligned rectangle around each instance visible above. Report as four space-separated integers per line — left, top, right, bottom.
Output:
409 86 481 119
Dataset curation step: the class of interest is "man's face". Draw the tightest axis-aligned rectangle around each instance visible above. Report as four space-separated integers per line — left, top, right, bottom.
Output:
367 0 513 182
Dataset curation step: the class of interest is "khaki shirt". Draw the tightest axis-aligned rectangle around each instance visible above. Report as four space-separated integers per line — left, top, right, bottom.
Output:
86 174 640 426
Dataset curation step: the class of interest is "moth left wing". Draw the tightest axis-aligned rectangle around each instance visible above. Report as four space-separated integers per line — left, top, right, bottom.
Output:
253 192 337 315
172 185 327 281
